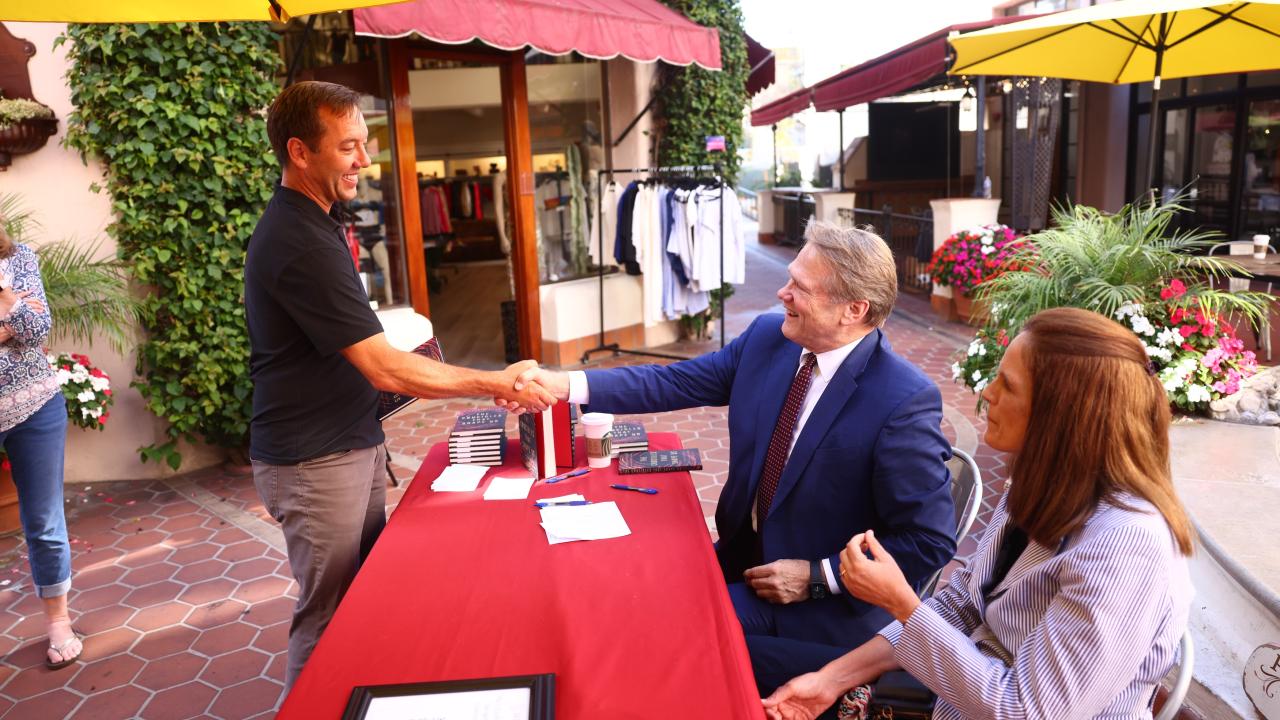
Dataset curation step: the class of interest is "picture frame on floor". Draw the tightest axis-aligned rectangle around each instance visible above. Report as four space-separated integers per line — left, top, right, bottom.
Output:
342 673 555 720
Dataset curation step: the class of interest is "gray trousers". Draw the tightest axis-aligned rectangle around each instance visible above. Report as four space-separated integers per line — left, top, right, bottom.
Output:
252 445 388 690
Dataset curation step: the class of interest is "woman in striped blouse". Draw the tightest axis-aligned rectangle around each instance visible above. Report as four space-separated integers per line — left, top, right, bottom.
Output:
764 307 1194 719
0 223 81 670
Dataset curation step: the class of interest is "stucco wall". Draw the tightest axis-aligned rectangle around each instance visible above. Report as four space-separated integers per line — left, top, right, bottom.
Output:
0 22 223 482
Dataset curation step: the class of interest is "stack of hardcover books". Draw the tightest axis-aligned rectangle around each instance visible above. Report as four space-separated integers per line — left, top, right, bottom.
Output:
449 408 507 466
610 421 649 457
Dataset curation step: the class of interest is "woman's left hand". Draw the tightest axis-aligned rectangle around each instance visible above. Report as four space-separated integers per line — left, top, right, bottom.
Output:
839 530 921 623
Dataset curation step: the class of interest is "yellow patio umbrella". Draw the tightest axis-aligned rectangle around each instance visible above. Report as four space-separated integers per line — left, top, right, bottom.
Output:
0 0 410 23
947 0 1280 191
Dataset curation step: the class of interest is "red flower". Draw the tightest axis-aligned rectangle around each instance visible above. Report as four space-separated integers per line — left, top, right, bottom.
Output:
1179 325 1197 339
90 368 104 378
104 389 112 396
1160 279 1187 301
98 416 106 425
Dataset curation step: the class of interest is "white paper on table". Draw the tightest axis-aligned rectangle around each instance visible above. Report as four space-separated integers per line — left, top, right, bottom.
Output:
534 493 586 504
365 686 531 720
538 501 631 544
430 464 489 492
483 474 536 500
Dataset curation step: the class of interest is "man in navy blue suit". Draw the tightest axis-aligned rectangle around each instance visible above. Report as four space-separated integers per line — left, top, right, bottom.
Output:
519 221 955 694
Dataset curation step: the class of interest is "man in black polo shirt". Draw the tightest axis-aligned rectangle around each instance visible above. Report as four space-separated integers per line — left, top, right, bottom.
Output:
245 81 554 689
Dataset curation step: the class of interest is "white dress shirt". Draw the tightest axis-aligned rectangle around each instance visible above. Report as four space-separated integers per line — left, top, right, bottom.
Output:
567 333 865 594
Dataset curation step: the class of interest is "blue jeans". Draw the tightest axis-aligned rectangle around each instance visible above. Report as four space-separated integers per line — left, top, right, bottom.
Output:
0 393 71 598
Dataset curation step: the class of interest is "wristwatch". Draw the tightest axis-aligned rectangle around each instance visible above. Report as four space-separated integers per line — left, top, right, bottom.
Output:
809 560 830 600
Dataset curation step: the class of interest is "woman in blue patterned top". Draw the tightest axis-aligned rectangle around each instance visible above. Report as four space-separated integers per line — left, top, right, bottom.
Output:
0 223 81 670
765 307 1194 720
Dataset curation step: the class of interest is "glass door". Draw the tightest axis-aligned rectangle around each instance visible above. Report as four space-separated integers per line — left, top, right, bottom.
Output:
1188 104 1236 236
1241 98 1280 243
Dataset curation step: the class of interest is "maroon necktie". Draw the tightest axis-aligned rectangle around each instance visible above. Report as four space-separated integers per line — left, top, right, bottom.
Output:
756 352 817 522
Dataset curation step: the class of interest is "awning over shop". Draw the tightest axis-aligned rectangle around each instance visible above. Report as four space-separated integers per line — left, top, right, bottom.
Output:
811 16 1029 112
746 33 776 97
352 0 722 69
749 87 812 127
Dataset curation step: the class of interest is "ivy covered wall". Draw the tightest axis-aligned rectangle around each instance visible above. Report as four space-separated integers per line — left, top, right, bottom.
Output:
61 23 280 468
656 0 749 184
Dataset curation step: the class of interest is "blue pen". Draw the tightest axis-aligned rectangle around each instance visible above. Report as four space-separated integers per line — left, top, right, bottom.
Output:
534 500 592 508
610 484 658 495
544 467 590 484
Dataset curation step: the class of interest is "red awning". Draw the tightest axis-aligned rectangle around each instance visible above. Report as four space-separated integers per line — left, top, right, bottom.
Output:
745 33 775 97
811 16 1033 112
749 87 811 127
353 0 721 70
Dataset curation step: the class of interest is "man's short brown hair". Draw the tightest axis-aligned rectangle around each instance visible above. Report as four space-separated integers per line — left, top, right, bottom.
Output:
266 81 362 168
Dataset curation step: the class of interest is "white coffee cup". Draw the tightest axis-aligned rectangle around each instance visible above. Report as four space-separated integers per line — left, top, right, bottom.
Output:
1253 234 1271 260
579 412 615 469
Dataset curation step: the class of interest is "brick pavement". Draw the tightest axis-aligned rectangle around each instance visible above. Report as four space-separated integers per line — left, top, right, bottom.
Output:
0 239 1014 718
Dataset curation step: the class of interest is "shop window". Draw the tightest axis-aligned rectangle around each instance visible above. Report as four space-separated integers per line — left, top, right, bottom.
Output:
524 54 606 284
1187 104 1236 236
1247 71 1280 88
1186 74 1241 97
1159 108 1189 201
1241 99 1280 240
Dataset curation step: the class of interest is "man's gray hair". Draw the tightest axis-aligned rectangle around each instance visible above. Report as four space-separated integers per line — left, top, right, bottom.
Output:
802 219 898 327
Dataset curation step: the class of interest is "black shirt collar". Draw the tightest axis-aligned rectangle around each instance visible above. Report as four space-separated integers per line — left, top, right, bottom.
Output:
275 183 345 229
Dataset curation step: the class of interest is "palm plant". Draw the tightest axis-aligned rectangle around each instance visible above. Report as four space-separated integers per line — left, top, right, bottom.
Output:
952 193 1276 411
977 194 1273 333
0 193 140 353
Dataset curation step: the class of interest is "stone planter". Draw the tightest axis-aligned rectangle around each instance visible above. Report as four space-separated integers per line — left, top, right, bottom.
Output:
931 293 959 322
0 116 58 170
0 461 21 535
954 292 989 327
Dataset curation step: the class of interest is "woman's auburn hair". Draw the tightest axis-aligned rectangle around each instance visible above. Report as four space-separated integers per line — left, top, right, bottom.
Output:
1008 306 1194 556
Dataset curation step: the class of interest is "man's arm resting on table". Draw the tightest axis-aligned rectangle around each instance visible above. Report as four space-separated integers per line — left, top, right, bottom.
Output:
341 332 554 410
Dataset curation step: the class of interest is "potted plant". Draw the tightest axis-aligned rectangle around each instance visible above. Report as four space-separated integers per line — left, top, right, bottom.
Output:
927 224 1027 325
953 196 1273 415
0 96 57 171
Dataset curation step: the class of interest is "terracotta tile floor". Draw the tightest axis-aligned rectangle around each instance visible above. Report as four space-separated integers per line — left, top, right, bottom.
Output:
0 240 1013 718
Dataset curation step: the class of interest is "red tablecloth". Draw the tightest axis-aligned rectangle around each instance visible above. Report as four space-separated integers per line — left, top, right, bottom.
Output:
278 433 764 719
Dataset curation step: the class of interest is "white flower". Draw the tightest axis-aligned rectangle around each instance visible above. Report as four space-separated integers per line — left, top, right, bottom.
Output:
980 234 994 245
951 362 963 380
1143 345 1172 363
1114 302 1139 319
1186 384 1211 403
1155 327 1180 347
88 376 110 392
55 368 73 386
1129 315 1155 336
967 339 983 357
989 302 1007 321
76 389 96 403
974 378 989 393
980 245 995 255
971 369 982 382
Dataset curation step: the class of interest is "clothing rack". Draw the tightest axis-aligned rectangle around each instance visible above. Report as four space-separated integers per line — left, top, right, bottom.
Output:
581 163 727 364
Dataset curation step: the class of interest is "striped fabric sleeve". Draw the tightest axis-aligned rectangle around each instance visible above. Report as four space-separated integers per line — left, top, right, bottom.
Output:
878 558 982 648
893 523 1172 720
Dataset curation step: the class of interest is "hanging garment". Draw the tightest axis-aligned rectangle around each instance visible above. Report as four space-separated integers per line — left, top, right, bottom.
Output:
494 172 510 256
689 184 746 291
589 176 620 268
614 181 641 275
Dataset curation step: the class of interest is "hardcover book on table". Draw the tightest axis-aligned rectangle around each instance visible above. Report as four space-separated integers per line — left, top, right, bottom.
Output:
610 421 649 456
519 407 556 479
617 448 702 475
553 402 577 469
451 408 508 436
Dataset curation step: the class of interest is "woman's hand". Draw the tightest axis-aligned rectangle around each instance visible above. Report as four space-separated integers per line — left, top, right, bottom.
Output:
839 530 921 623
0 325 13 344
761 671 841 720
0 287 25 318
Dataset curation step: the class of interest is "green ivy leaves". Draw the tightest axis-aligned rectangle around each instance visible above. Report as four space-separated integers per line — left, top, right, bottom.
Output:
656 0 749 185
61 22 281 468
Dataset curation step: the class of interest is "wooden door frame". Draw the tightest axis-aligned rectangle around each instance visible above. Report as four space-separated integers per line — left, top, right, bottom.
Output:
385 40 542 361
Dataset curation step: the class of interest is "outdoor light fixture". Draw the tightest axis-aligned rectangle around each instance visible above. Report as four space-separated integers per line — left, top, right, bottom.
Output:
1002 79 1013 94
958 87 977 133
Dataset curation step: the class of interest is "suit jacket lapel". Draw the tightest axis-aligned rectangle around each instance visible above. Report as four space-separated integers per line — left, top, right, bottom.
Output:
744 341 803 501
765 330 882 517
